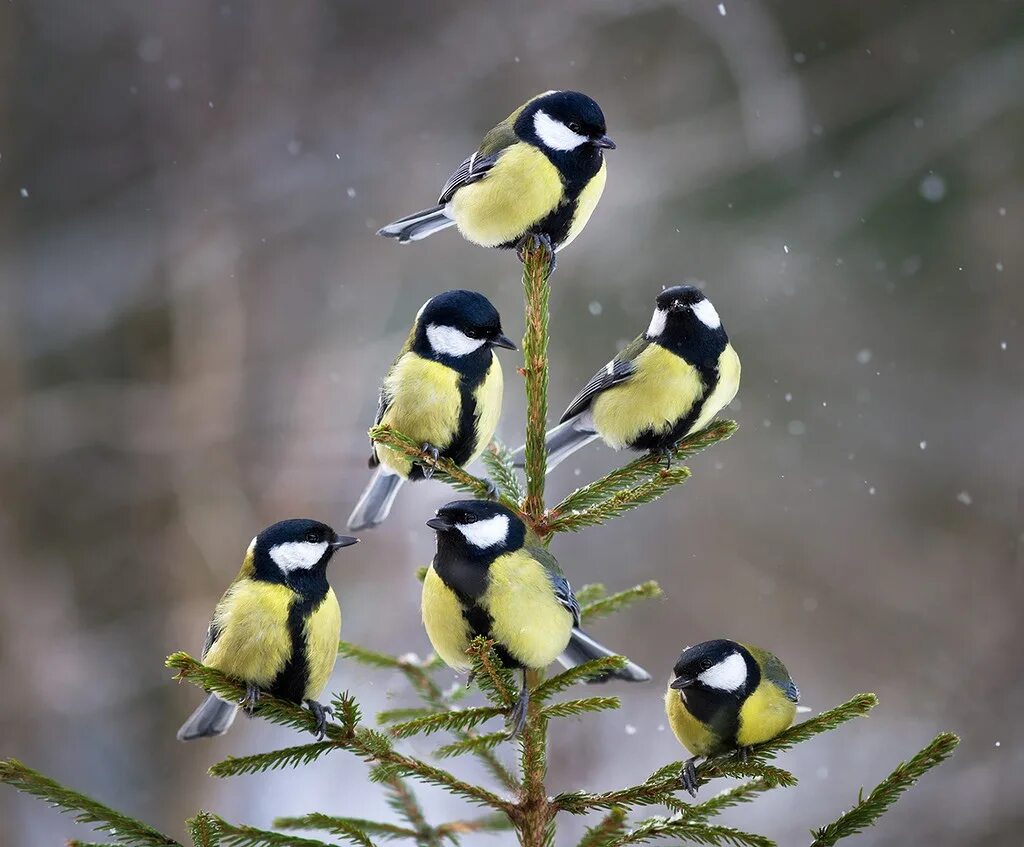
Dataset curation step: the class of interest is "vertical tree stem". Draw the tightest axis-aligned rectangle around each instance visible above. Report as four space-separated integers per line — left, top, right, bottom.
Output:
521 239 553 524
518 668 552 847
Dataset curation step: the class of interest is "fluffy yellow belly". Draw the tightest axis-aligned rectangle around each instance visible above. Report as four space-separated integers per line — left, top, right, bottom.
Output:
422 566 474 671
664 687 720 757
690 344 740 433
448 144 563 247
302 589 342 701
591 345 703 448
736 681 796 747
470 358 503 462
558 159 606 251
378 354 462 476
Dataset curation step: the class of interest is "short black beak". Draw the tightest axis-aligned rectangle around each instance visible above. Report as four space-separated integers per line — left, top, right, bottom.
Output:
593 134 616 150
670 676 694 690
489 333 517 351
426 517 454 532
330 534 359 549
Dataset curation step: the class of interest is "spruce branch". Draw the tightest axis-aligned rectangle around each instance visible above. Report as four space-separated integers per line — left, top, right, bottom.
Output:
388 706 505 739
188 812 223 847
547 467 691 533
275 814 417 841
519 237 554 522
434 812 515 838
579 581 662 624
611 816 774 847
434 732 509 760
381 773 443 847
482 440 525 503
378 708 438 725
368 424 514 506
574 583 608 606
0 758 181 847
209 742 337 778
578 809 628 847
540 696 620 720
466 639 517 708
809 732 959 847
531 657 629 702
207 818 337 847
667 781 775 822
68 842 121 847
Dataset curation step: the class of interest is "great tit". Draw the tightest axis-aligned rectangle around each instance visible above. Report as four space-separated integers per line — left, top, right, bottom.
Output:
514 285 740 472
377 90 614 253
176 519 358 741
665 639 799 795
422 499 650 735
347 290 517 531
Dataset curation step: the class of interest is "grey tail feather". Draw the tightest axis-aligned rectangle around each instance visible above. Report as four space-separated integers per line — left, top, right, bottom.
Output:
376 205 456 243
177 694 237 741
557 628 652 683
510 417 599 472
347 468 404 530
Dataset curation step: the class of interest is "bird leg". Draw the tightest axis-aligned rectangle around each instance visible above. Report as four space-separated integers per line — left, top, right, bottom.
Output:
652 446 674 470
241 683 261 716
507 670 530 739
735 745 751 765
482 478 499 500
680 756 701 798
419 443 441 479
305 699 334 740
516 232 557 274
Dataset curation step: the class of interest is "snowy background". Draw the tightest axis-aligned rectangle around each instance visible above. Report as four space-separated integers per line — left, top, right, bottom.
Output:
1 1 1022 845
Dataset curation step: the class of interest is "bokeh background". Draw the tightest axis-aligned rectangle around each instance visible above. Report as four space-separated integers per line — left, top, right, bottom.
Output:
2 1 1022 844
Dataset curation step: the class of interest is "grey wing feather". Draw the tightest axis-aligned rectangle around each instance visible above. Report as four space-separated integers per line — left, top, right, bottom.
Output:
201 619 221 660
368 385 392 467
560 357 637 423
438 152 498 204
531 545 581 626
783 680 800 703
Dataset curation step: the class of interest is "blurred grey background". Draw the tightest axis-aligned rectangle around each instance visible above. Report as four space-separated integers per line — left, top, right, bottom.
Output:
1 1 1022 845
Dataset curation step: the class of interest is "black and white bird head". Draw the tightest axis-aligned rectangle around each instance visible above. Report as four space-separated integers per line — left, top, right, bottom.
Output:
670 639 757 701
516 91 615 156
426 500 526 559
646 285 725 342
414 290 517 362
250 519 358 591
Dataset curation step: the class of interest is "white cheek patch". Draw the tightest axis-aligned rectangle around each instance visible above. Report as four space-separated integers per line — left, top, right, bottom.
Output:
426 323 487 357
269 541 328 572
698 652 747 692
456 514 509 549
692 299 721 329
646 308 668 338
533 110 588 152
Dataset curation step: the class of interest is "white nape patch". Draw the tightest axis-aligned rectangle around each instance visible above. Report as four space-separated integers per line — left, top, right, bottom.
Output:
692 299 721 329
426 323 487 357
646 308 668 338
533 110 588 152
269 541 328 573
456 514 510 549
698 652 747 692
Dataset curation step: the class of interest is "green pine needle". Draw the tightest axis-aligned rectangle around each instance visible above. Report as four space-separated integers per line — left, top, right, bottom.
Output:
547 468 691 533
389 706 506 739
578 809 628 847
0 758 180 847
574 583 608 606
540 696 620 720
579 581 662 624
481 440 525 503
275 813 418 842
612 816 774 847
809 732 959 846
208 742 337 778
188 812 222 847
377 707 438 726
434 732 509 760
435 812 515 839
466 639 518 708
531 657 629 702
339 641 410 669
211 818 339 847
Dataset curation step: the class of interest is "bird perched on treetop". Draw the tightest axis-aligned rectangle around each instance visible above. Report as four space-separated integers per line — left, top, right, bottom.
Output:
377 91 614 255
347 290 517 531
513 285 740 472
665 639 799 795
422 499 650 736
176 519 358 741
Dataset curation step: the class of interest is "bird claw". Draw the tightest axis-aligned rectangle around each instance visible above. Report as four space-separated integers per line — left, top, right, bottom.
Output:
483 479 499 500
735 746 751 765
420 443 441 479
507 678 530 739
680 757 700 798
305 699 334 739
653 447 673 470
516 233 556 273
241 683 262 716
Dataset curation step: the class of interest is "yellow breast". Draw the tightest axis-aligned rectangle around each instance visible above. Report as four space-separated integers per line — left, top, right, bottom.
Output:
302 588 342 701
470 357 504 463
664 686 720 757
203 579 295 687
736 680 796 747
689 344 740 434
483 550 574 669
591 345 703 448
379 353 462 476
422 565 474 671
558 159 607 251
448 144 563 247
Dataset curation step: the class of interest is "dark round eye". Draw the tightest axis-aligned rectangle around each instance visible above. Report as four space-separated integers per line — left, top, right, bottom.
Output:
462 514 479 524
464 328 481 339
700 658 713 671
568 121 581 133
305 530 320 543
